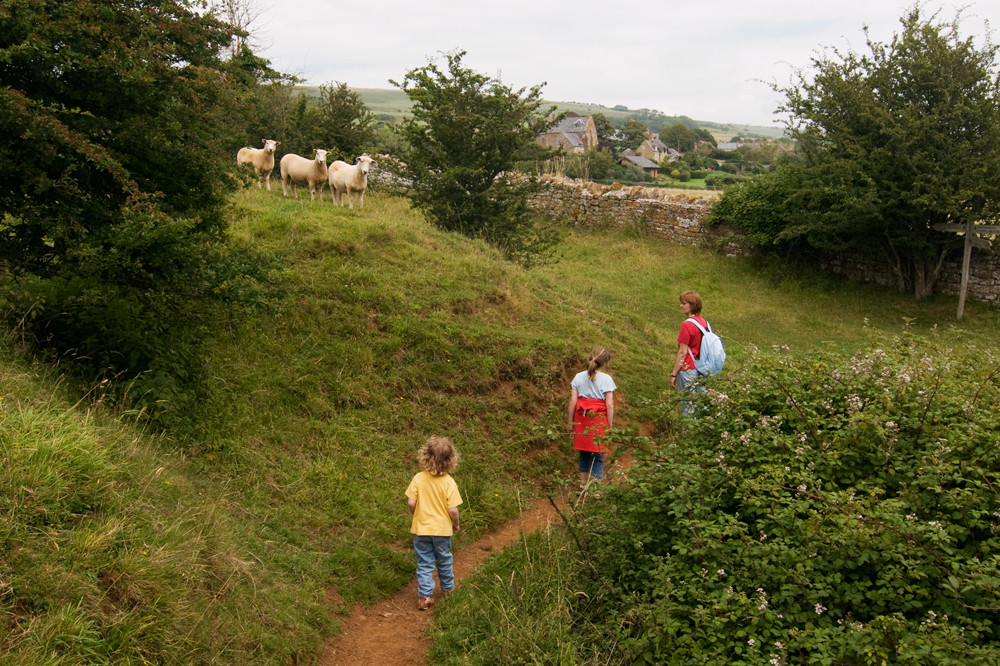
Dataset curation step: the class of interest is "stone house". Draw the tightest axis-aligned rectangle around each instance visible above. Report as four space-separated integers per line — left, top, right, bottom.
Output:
636 133 676 164
618 153 660 177
536 116 599 154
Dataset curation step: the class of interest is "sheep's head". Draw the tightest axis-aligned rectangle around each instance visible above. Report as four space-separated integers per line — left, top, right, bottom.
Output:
356 154 377 173
314 149 329 163
263 139 279 153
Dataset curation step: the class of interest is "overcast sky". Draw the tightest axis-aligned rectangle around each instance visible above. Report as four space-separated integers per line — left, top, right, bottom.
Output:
252 1 998 127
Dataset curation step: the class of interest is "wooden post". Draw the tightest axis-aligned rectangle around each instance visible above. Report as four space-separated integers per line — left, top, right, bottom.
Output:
957 220 973 321
932 222 999 321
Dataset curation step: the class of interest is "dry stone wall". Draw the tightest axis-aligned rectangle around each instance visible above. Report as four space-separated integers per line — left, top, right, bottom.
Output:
529 176 753 257
529 176 1000 304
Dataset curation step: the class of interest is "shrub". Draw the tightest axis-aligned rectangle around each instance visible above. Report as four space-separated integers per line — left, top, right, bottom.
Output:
392 51 560 266
580 332 1000 664
708 170 791 243
705 171 749 189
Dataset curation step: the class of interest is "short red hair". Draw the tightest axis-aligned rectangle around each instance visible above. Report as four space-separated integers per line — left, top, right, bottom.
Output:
680 290 702 315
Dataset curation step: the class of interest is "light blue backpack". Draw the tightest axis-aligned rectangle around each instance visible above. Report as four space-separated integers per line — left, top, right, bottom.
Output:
685 318 726 376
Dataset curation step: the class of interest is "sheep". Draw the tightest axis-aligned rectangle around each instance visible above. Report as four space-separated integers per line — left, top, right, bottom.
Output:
280 149 329 200
237 139 280 190
328 154 378 209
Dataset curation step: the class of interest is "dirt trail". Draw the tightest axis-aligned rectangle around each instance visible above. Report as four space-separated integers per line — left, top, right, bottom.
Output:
318 490 568 665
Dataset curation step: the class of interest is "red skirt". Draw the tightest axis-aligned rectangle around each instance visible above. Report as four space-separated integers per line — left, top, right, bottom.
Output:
572 396 609 453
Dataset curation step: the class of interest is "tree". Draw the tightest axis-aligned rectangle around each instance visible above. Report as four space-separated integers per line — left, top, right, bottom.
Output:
717 7 1000 298
312 82 376 160
0 0 269 417
660 122 699 152
591 112 616 143
392 51 560 265
620 119 648 150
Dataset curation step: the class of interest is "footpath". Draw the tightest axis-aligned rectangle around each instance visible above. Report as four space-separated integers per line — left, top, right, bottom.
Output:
319 492 565 665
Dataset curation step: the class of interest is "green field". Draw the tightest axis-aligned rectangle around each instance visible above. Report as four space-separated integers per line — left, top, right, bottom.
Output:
2 187 995 664
301 86 786 141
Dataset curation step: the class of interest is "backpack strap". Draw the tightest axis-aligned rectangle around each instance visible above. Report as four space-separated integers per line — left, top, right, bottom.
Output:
683 317 711 369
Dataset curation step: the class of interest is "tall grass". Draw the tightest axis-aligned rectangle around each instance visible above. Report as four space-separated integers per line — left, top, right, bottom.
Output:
2 186 996 663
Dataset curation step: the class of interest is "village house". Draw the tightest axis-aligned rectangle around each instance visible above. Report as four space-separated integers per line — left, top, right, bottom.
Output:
536 116 599 154
618 152 660 178
635 131 678 164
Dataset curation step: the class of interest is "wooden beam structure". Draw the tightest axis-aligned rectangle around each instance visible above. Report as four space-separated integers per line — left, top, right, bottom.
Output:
933 223 998 320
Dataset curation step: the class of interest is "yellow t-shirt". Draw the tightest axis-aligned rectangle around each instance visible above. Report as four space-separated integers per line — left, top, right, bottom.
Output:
406 471 463 536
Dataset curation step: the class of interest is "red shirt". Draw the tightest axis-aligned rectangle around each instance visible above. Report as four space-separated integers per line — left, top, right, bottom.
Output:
678 316 708 371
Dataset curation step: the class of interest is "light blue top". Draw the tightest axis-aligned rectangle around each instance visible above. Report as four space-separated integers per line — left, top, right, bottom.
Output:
571 370 617 400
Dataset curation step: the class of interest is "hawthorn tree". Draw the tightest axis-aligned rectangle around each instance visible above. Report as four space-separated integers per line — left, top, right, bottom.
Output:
619 118 648 150
0 0 271 418
312 82 376 160
392 51 559 265
713 7 1000 298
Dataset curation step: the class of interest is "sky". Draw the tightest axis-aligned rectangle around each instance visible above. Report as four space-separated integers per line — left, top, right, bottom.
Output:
251 1 999 128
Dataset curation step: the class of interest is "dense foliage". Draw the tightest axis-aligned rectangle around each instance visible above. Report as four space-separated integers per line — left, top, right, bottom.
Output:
0 0 272 418
393 51 560 264
710 8 1000 298
574 332 1000 664
281 82 376 159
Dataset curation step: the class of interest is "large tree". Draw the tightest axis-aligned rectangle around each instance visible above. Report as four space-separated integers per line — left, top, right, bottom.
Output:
392 51 559 265
313 82 376 160
0 0 268 415
714 7 1000 298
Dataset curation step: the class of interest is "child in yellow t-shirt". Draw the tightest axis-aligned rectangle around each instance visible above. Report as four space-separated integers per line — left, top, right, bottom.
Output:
405 436 463 610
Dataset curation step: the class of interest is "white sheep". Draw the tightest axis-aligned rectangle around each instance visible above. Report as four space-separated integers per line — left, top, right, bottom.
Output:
280 149 329 200
237 139 280 190
328 154 377 209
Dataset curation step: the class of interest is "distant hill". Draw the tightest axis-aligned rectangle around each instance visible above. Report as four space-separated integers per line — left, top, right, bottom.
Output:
299 86 786 142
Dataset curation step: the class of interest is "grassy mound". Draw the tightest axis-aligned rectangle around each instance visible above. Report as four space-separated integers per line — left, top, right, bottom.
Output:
3 188 996 663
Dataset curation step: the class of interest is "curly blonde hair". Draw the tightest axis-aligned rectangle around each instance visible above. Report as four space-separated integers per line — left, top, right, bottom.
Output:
419 436 459 476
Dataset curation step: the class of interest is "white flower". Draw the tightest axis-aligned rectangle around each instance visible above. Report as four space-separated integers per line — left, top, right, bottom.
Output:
748 639 755 646
815 603 827 615
718 569 726 576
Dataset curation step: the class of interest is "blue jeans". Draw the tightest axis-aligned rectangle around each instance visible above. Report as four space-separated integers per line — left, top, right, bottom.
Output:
578 450 605 480
677 369 705 415
413 535 454 598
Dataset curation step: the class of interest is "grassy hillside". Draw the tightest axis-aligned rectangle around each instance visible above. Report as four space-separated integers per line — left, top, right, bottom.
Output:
2 187 996 664
304 86 785 140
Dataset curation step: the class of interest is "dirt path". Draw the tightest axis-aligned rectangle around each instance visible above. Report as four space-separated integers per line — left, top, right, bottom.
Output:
318 490 569 665
318 434 643 666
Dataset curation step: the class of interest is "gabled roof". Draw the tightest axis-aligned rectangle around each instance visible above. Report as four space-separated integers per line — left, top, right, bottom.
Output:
545 117 593 134
619 154 659 169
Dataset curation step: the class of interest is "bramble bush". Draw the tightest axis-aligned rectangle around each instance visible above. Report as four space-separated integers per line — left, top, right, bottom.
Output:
581 330 1000 665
